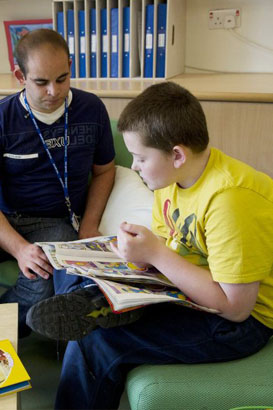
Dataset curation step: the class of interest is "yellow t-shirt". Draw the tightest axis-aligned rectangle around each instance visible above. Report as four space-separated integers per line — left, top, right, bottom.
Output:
152 148 273 328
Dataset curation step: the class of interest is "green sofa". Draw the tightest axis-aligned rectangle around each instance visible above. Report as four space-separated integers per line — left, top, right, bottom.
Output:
1 120 273 410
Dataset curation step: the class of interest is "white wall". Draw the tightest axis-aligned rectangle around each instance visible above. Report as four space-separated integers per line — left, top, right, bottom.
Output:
0 0 272 75
0 0 52 74
185 0 273 73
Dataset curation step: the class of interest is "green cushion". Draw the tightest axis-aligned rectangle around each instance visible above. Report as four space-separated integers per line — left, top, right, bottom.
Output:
111 119 132 168
0 260 18 288
230 407 273 410
126 337 273 410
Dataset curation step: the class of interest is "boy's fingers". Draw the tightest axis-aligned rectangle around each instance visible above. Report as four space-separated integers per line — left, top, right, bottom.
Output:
110 242 118 251
120 222 140 236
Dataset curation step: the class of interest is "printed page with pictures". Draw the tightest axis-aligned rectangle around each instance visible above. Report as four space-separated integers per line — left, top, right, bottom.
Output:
36 235 219 315
37 236 173 286
53 236 118 259
91 278 219 314
61 257 173 286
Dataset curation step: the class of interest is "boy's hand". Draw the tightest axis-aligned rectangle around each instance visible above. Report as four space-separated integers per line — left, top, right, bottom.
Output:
110 222 162 264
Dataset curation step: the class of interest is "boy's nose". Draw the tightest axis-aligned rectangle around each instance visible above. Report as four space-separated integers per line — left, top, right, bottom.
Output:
131 160 139 172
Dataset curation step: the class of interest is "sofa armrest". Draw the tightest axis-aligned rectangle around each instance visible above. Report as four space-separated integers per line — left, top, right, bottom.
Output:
111 120 132 169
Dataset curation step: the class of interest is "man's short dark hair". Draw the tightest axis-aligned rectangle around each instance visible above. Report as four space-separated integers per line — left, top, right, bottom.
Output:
117 82 209 153
15 28 70 77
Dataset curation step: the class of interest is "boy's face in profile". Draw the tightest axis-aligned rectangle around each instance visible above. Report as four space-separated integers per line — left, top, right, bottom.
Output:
123 131 176 191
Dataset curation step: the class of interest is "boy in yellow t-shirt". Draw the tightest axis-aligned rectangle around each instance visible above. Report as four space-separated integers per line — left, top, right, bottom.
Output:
114 82 273 330
27 82 273 410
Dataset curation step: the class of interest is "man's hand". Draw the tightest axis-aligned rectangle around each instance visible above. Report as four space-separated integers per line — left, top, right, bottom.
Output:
0 211 53 280
16 243 53 280
111 222 163 264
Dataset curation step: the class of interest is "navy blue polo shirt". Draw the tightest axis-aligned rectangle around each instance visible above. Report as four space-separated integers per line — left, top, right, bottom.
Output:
0 88 115 217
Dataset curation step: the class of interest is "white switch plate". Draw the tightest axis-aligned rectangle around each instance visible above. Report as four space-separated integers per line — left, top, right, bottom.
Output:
208 9 241 30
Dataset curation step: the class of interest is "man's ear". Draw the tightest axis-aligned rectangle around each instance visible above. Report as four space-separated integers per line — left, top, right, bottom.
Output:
172 145 186 168
14 66 25 84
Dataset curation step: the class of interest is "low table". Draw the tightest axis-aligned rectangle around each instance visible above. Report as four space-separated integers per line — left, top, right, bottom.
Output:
0 303 18 410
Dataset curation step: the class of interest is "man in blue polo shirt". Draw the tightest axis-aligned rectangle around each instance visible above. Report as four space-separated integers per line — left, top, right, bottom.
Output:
0 29 115 337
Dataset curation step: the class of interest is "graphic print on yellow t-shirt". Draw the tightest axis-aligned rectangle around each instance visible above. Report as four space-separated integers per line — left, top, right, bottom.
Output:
162 197 208 267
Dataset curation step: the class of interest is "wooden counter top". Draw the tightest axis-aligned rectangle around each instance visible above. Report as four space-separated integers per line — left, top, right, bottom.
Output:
173 73 273 102
1 73 273 102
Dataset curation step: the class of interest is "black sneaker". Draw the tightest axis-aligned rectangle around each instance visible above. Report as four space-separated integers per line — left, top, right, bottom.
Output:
26 287 143 341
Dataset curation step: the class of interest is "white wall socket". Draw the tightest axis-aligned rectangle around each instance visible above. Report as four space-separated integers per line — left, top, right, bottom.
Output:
208 9 241 30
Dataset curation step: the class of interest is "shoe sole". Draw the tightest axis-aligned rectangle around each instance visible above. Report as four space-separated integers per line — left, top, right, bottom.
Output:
26 291 111 341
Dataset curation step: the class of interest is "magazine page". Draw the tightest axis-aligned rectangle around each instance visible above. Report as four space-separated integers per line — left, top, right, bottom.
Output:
53 236 119 259
37 242 82 274
37 236 173 287
55 254 124 265
63 258 174 286
92 278 219 314
37 243 63 270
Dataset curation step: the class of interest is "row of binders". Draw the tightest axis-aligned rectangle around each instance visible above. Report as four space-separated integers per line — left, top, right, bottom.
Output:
53 1 167 79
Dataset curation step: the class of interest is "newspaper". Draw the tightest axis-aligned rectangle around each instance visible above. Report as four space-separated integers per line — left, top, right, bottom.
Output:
37 235 219 314
37 236 173 286
91 278 219 313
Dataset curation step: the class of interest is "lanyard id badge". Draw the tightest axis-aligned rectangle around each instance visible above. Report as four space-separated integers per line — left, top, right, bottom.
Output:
23 91 80 232
65 198 80 232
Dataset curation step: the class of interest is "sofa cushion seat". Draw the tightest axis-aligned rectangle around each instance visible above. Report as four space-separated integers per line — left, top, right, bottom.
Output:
126 337 273 410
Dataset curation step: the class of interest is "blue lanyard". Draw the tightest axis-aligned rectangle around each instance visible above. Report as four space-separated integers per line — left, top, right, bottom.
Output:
23 91 79 231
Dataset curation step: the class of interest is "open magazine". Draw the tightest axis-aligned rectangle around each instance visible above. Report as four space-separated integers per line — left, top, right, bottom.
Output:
37 236 218 314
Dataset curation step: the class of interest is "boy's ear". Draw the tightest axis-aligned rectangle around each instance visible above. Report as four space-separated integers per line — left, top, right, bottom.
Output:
14 66 25 84
172 145 186 168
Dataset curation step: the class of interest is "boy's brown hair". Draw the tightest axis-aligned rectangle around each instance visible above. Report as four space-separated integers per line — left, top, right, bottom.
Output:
15 29 70 77
117 81 209 153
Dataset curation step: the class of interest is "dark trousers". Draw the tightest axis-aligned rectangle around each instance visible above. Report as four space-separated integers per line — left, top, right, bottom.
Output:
0 215 77 336
53 270 273 410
